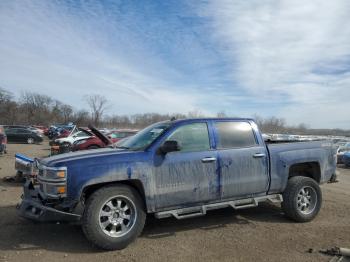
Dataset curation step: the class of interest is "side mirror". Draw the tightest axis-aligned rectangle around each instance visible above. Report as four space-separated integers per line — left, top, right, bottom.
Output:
158 140 180 154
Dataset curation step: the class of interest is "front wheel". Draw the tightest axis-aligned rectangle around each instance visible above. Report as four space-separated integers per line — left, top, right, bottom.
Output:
27 137 34 144
82 185 146 250
282 176 322 222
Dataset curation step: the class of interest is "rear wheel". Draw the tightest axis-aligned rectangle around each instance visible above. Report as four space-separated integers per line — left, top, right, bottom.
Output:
282 176 322 222
82 185 146 250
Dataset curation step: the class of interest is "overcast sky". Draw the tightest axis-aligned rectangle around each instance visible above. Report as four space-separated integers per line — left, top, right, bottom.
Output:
1 0 350 128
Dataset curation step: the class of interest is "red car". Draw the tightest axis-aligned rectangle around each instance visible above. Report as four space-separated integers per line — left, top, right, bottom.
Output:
72 136 107 150
72 127 136 151
33 125 49 136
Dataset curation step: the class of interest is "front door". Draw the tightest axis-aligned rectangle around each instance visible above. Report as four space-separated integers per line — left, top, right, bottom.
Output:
213 121 269 199
154 122 219 210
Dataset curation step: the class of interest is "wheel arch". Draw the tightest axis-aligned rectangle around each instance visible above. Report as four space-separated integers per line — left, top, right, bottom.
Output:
288 161 321 183
81 180 147 211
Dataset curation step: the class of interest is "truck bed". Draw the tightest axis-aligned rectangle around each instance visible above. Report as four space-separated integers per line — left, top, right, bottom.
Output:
266 140 337 194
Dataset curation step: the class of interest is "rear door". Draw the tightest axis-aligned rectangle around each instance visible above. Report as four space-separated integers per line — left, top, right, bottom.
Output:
16 129 31 143
154 122 219 209
213 121 269 199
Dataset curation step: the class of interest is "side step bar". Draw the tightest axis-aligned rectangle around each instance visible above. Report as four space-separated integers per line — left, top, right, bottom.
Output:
155 194 283 220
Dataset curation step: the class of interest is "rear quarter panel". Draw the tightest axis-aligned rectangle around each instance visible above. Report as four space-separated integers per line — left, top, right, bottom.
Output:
268 141 337 194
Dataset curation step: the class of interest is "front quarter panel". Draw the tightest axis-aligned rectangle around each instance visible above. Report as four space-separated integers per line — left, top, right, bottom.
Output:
61 151 157 211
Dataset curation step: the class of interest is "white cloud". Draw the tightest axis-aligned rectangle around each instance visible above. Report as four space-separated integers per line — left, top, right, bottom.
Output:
0 0 202 115
198 0 350 128
1 0 350 128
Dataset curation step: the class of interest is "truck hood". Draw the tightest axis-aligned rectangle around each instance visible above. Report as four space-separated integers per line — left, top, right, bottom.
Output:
39 148 143 167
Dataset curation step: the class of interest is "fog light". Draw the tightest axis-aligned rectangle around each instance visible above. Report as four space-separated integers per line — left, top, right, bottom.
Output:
57 186 66 194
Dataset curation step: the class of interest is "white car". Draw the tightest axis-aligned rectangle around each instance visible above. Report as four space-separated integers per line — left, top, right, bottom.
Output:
55 129 92 145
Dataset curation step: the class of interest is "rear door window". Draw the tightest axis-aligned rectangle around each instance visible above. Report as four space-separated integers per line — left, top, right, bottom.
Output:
166 123 210 152
214 122 257 149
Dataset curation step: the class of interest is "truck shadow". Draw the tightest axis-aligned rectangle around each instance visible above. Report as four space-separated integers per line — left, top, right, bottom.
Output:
337 164 349 169
0 179 25 188
142 203 288 239
0 203 288 253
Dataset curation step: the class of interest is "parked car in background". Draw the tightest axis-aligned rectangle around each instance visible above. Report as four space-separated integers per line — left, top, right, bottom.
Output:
343 152 350 167
48 124 76 139
336 142 350 164
4 125 28 129
5 127 43 144
72 136 107 151
0 126 7 154
72 128 137 151
54 128 92 146
32 125 48 134
112 135 133 148
28 126 44 135
72 126 114 151
107 130 138 142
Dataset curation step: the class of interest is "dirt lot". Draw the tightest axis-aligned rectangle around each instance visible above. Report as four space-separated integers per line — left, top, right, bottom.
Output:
0 141 349 262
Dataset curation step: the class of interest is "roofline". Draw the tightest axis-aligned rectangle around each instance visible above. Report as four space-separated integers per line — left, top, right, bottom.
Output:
171 117 256 123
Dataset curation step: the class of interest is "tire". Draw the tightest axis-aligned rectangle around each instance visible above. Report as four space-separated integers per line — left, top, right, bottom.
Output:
82 185 146 250
282 176 322 222
27 137 34 144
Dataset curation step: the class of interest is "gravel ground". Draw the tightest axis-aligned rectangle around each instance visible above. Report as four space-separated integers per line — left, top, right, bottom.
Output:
0 141 349 262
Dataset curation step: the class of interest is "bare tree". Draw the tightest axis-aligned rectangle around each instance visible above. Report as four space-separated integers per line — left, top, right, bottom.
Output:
73 110 90 126
1 87 350 136
61 104 73 123
0 88 17 124
187 109 203 118
20 92 53 124
216 111 227 118
84 94 109 127
0 87 13 103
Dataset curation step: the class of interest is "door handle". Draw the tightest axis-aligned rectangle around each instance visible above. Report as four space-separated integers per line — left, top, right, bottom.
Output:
201 157 216 163
253 153 266 158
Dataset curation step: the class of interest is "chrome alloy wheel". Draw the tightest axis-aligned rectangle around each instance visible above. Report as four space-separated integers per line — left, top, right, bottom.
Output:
296 186 317 215
99 196 137 238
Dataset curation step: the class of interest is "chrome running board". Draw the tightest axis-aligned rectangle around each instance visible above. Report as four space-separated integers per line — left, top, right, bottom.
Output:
155 194 283 220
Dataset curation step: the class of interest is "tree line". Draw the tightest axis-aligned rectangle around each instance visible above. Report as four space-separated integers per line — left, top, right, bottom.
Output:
0 87 349 136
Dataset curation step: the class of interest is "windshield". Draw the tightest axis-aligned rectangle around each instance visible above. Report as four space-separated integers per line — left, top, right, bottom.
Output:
117 122 172 150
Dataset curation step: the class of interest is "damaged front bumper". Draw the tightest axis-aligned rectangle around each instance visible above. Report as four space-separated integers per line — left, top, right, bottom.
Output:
17 180 81 222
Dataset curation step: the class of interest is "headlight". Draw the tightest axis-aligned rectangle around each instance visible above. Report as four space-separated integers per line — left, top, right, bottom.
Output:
43 168 66 180
37 165 67 198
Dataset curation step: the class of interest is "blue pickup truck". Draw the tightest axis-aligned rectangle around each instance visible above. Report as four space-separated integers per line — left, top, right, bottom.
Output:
18 118 337 250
